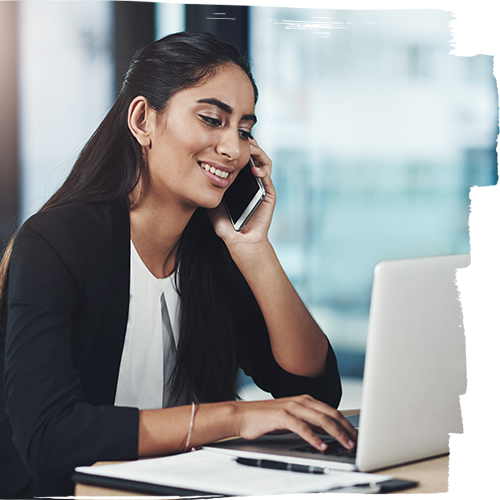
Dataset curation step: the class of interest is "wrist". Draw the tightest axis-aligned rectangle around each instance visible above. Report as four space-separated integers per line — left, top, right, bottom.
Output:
228 240 277 275
191 401 241 447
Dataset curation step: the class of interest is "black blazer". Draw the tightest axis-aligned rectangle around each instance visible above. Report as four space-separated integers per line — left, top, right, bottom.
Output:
0 201 341 498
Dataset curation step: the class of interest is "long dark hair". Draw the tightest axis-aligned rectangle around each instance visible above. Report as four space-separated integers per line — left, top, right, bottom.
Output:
0 31 259 402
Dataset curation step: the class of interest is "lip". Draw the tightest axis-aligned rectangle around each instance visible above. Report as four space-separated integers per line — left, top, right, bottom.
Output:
198 160 234 189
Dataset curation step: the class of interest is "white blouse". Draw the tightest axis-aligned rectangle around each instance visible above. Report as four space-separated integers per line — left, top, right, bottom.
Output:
114 241 181 410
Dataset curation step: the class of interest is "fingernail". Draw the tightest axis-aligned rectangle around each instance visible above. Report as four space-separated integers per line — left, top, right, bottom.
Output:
320 442 327 451
347 440 355 449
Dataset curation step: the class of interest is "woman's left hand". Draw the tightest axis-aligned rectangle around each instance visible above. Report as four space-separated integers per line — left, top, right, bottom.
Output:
208 139 276 255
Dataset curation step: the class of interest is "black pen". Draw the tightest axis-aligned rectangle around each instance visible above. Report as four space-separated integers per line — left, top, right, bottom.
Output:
236 457 328 474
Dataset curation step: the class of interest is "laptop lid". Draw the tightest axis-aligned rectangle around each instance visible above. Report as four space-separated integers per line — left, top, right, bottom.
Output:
205 254 468 472
356 253 468 471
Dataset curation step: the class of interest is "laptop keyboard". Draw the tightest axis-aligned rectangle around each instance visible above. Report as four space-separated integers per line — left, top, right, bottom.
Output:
291 439 357 459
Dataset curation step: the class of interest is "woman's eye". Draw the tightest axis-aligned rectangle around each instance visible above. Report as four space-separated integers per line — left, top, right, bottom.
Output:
200 115 221 127
239 129 252 140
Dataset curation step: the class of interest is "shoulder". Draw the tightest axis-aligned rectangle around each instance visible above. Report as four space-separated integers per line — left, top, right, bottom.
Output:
21 200 128 238
14 200 130 267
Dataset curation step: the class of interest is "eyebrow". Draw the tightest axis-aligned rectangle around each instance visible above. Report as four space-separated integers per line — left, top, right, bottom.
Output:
197 98 257 124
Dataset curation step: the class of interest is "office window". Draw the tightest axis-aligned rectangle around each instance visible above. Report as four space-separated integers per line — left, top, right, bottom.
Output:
249 8 498 379
19 1 114 221
155 2 185 39
464 149 497 240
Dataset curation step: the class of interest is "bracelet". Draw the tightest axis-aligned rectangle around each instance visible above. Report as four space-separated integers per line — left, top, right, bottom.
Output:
185 401 196 452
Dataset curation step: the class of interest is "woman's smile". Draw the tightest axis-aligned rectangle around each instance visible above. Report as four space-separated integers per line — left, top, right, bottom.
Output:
199 161 233 188
199 162 231 180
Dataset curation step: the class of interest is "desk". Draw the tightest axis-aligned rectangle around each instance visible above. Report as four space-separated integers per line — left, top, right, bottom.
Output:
381 443 500 500
75 410 500 500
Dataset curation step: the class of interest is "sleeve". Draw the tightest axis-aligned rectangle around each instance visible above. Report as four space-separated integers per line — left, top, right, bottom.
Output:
236 282 342 409
3 208 139 478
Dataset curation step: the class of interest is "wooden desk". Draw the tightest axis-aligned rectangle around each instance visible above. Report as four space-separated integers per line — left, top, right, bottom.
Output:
75 410 500 500
381 443 500 500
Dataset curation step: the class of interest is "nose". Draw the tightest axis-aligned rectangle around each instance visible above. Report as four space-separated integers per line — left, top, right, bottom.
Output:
215 129 242 161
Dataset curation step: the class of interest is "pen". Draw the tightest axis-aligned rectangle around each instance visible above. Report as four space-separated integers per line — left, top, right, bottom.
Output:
236 457 328 474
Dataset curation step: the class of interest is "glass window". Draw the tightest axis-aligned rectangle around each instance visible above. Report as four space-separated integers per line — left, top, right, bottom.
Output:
249 8 497 388
155 2 185 39
19 1 114 221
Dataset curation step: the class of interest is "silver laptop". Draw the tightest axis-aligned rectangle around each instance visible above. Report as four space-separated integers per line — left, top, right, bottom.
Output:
206 253 469 472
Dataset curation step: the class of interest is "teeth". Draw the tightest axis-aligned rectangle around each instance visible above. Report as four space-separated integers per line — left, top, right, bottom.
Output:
201 163 229 179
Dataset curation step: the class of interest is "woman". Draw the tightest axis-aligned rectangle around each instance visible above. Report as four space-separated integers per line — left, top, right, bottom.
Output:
0 32 356 498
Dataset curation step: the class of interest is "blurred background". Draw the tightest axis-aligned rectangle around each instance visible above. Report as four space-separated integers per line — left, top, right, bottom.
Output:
0 2 497 409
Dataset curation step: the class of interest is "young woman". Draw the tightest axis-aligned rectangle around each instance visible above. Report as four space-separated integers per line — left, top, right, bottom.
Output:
0 32 356 498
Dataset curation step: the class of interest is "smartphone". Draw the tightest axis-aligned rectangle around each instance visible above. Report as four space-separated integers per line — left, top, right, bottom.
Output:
223 157 266 231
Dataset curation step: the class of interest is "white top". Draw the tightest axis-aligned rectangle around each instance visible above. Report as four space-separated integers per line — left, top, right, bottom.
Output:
114 241 181 410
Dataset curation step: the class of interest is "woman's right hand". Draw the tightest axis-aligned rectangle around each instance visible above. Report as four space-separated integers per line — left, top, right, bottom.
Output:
139 395 357 458
233 395 357 451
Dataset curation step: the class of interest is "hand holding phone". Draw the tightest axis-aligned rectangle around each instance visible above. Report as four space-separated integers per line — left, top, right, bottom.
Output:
223 157 266 231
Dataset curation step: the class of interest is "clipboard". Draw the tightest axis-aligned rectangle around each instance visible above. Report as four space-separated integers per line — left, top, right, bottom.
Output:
73 470 418 495
72 450 418 500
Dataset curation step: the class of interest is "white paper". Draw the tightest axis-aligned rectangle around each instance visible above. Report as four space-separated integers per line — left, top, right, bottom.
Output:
75 449 391 496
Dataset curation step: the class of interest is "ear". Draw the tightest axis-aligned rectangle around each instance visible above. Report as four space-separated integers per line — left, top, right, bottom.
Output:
128 96 154 148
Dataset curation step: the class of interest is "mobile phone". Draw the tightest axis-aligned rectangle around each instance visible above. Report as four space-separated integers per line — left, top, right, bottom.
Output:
223 157 266 231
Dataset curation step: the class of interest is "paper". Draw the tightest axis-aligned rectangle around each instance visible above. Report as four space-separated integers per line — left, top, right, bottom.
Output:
75 449 391 496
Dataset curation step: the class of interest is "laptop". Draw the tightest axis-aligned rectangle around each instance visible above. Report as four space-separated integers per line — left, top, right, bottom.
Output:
205 253 469 472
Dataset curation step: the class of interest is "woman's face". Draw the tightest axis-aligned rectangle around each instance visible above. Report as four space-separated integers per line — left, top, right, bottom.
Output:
142 64 257 212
